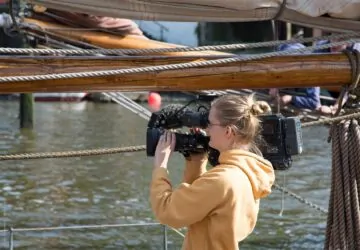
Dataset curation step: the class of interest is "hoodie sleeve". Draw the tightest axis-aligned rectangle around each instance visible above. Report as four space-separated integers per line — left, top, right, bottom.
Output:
182 155 208 184
150 167 226 229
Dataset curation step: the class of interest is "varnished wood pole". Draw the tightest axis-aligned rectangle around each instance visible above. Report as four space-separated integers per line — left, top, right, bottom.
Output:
0 53 352 93
0 55 233 74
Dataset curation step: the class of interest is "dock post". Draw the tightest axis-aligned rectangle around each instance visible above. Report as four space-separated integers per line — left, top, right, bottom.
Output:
19 93 34 129
7 0 35 129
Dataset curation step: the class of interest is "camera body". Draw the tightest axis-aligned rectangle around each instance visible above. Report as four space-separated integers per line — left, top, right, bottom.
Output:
258 114 303 170
146 104 303 170
146 127 210 156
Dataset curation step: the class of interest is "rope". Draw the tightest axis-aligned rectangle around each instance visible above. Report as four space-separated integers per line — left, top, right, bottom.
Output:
103 92 151 120
0 39 358 83
302 111 360 127
324 119 360 249
343 50 360 91
0 145 146 161
343 49 360 108
273 183 328 214
3 30 360 55
0 111 357 161
8 0 20 34
273 0 287 20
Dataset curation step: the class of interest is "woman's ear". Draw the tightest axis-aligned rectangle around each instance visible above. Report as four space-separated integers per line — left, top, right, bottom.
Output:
225 126 234 138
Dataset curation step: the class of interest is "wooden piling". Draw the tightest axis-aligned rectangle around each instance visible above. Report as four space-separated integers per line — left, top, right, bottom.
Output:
3 0 35 129
19 93 34 129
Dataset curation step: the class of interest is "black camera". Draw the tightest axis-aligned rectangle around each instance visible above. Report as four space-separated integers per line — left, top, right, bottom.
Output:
146 104 303 170
257 114 303 170
147 128 210 156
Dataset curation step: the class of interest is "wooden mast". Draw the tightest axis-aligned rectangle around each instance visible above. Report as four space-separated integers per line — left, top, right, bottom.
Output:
0 53 351 93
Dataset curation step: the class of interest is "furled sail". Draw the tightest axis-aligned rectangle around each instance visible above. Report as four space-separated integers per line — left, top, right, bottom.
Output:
27 0 360 31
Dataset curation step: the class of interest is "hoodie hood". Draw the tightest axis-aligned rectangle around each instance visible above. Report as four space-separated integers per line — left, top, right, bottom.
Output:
218 149 275 199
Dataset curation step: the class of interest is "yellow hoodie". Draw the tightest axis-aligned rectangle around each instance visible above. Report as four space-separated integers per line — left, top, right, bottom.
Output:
150 149 275 250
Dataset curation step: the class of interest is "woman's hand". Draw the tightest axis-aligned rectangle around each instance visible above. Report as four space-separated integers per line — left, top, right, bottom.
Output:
154 130 176 169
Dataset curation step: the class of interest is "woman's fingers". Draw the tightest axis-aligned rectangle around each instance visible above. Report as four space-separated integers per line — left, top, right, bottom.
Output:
171 132 176 150
158 131 175 151
166 130 172 144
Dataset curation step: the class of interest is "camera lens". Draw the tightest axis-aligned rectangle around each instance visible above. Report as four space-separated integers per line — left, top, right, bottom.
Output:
146 128 162 156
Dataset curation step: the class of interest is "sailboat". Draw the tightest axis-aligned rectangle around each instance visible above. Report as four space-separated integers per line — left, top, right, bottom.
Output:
0 1 359 249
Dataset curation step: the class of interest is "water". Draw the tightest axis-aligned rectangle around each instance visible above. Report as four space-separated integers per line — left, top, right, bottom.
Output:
0 100 332 249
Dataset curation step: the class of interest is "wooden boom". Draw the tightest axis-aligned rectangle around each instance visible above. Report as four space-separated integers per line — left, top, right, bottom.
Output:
0 17 351 93
0 53 352 93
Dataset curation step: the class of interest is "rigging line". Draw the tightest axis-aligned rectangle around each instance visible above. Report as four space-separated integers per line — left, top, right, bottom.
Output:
8 0 19 33
5 28 360 55
3 197 5 249
278 173 286 216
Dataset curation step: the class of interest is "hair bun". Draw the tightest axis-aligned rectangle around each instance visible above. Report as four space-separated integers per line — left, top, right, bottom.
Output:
250 101 271 116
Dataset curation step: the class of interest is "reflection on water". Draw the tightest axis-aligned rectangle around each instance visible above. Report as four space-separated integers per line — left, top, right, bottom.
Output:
0 101 331 249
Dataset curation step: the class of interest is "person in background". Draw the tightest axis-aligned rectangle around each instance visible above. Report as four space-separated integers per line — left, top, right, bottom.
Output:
269 43 321 110
150 94 275 250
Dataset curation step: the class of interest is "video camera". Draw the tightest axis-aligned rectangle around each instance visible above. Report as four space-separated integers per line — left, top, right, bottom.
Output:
146 102 303 170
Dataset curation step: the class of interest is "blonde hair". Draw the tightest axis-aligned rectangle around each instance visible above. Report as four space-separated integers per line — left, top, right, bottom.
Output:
211 94 271 147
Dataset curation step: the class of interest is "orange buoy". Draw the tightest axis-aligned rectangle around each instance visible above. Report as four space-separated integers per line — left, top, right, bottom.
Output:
148 92 162 112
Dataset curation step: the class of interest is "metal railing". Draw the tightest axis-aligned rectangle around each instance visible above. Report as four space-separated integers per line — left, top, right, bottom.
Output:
0 222 185 250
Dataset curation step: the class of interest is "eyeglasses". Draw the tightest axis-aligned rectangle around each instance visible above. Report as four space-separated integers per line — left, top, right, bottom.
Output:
207 120 224 128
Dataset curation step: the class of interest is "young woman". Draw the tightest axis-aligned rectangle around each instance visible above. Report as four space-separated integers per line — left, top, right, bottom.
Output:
150 94 275 250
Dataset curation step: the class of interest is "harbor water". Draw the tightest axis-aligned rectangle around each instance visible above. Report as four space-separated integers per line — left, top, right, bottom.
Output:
0 100 331 249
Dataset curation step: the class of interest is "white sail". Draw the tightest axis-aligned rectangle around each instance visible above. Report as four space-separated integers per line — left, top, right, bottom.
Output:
27 0 360 32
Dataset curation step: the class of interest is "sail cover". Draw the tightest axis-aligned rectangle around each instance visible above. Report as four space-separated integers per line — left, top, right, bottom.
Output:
28 0 360 31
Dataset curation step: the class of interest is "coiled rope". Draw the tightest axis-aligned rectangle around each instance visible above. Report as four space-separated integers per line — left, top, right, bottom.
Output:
324 119 360 249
